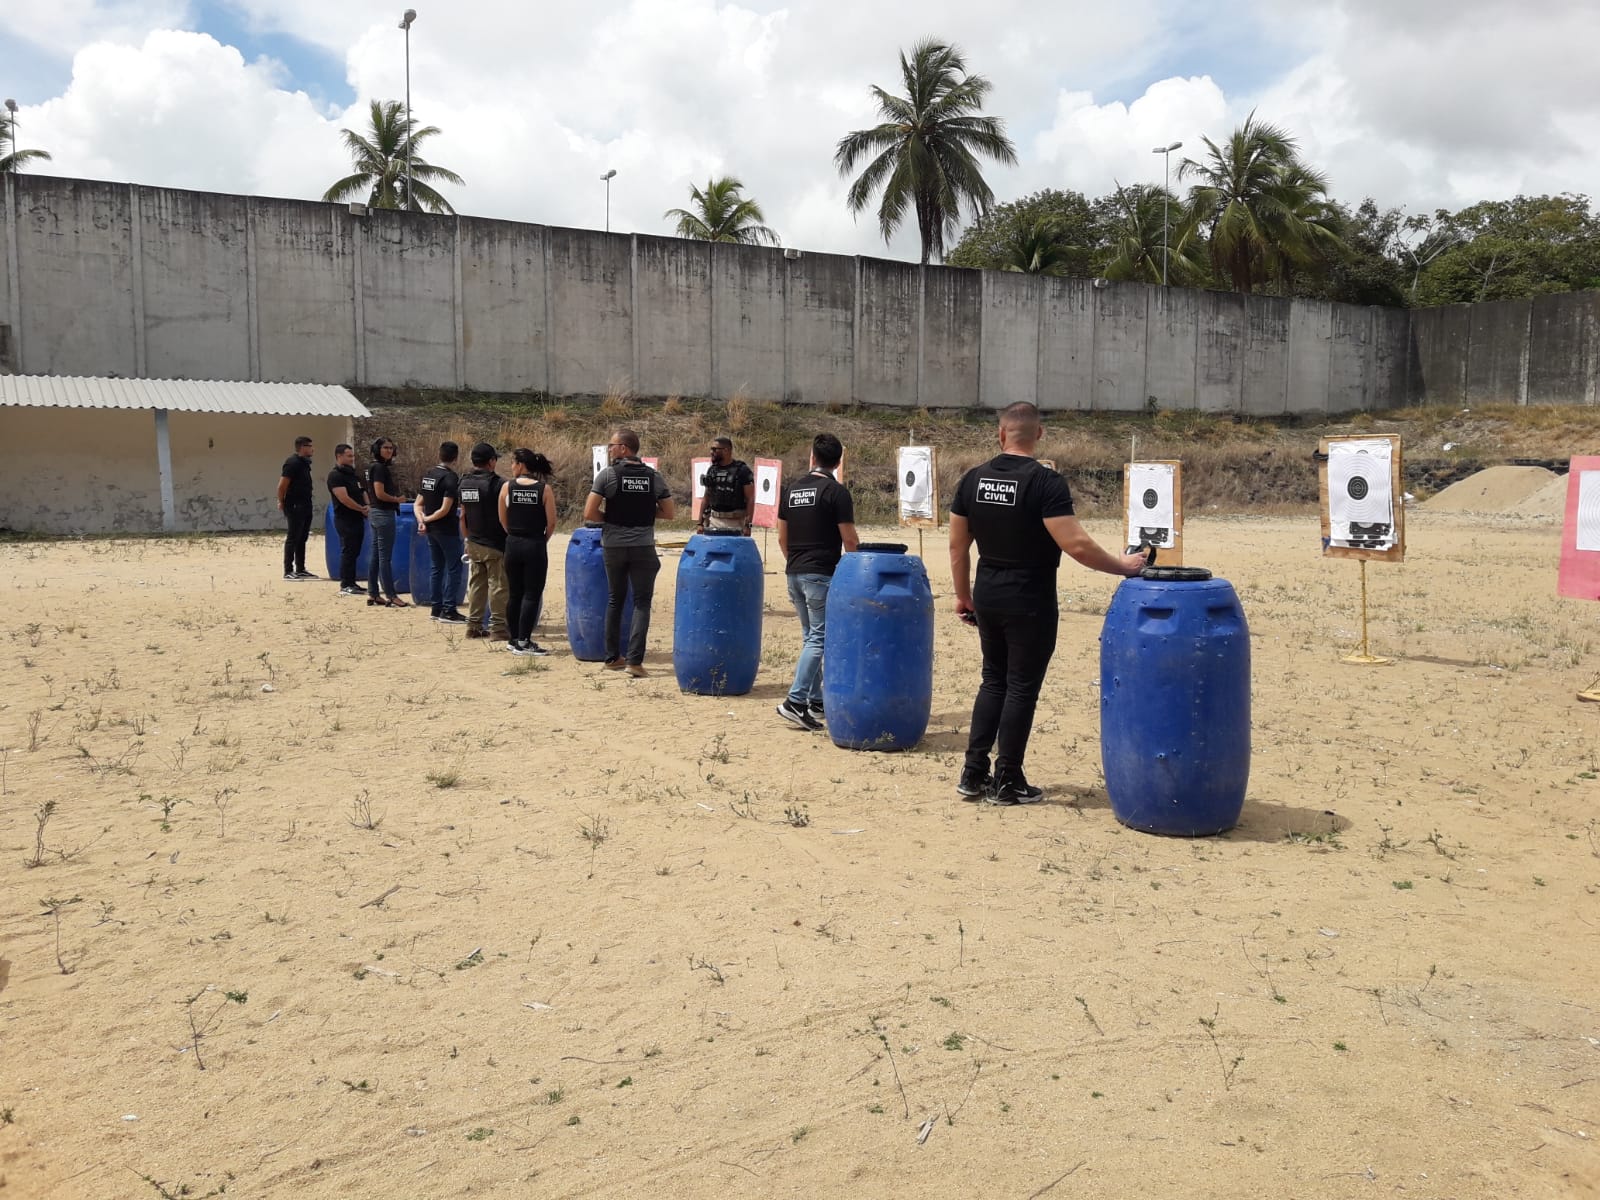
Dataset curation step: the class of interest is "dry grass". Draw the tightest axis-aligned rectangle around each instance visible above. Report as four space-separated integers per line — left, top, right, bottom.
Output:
356 394 1600 526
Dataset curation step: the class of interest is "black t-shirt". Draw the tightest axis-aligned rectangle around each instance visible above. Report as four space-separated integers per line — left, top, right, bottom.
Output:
503 478 548 538
366 460 399 512
950 454 1075 612
704 459 755 513
418 464 460 527
458 469 507 550
281 454 313 506
779 470 854 577
327 464 366 518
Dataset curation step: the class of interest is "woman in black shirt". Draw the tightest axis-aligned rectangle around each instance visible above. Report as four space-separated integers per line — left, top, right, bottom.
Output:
497 449 557 656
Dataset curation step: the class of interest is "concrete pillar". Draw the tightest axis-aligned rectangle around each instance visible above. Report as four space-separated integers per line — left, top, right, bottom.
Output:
245 198 261 380
351 210 366 385
154 407 175 531
3 173 20 372
629 233 640 393
130 185 147 378
452 216 466 389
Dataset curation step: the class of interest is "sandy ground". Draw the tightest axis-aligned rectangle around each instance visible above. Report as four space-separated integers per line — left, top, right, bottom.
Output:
1 512 1597 1200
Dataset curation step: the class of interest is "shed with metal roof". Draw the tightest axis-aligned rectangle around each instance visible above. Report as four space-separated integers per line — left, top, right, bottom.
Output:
0 376 370 534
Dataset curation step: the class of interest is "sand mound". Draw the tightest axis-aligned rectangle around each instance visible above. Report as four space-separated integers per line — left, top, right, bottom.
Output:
1503 472 1571 521
1425 465 1557 512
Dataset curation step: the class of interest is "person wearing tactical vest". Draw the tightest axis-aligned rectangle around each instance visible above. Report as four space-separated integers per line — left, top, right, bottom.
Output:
949 402 1146 806
414 441 467 624
583 427 675 677
457 442 510 641
699 436 755 534
497 448 557 656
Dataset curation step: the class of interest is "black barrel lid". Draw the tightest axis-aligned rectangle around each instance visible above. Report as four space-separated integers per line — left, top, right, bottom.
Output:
858 542 909 554
1140 565 1213 582
698 528 743 537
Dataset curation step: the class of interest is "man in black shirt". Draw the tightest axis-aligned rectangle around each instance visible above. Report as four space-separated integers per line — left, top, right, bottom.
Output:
699 436 755 534
458 442 509 640
775 433 858 730
277 435 316 580
414 441 467 623
950 402 1145 805
584 427 674 676
326 443 369 595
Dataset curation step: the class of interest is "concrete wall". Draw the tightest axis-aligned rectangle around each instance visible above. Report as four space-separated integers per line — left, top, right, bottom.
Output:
19 173 1600 415
0 406 350 534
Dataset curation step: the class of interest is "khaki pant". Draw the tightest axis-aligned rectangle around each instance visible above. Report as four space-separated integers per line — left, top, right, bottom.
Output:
466 542 508 636
705 511 748 532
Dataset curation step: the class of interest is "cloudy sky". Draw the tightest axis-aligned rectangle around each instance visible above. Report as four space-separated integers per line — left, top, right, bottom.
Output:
3 0 1596 259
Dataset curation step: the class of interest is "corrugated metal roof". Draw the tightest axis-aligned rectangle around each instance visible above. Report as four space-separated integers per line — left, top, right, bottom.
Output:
0 376 371 418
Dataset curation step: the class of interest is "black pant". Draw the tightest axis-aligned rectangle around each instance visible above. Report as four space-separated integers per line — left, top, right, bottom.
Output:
283 504 312 574
603 544 660 665
334 513 365 589
965 607 1059 786
504 534 548 643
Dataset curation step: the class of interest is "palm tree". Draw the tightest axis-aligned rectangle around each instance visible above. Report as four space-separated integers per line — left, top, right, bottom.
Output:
997 216 1076 275
1100 184 1208 285
1179 111 1344 293
834 38 1017 265
0 110 51 174
323 99 463 214
664 177 778 245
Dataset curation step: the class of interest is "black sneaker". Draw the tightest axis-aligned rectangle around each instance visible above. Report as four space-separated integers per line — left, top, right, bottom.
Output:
283 572 297 581
990 779 1045 806
520 642 549 657
294 570 318 580
436 610 468 624
956 765 993 799
339 585 364 596
808 699 825 719
776 700 823 731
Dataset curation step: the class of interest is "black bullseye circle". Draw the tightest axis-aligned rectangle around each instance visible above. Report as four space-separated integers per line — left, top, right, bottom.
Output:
905 471 917 488
1347 476 1369 500
1142 488 1159 509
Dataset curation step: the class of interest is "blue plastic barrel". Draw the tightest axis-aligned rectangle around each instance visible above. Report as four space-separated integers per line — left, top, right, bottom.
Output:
565 525 634 661
408 522 468 607
823 544 934 750
324 504 369 580
388 508 416 594
673 530 763 695
1099 567 1251 836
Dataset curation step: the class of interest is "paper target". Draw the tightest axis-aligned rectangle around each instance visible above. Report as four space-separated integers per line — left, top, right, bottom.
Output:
1125 463 1177 549
1559 460 1600 600
898 447 934 521
591 445 608 481
687 457 711 521
1328 439 1396 551
753 458 783 529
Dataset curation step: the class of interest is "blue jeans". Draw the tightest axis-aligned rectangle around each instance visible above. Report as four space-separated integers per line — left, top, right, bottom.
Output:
367 509 398 599
428 527 464 614
787 573 831 707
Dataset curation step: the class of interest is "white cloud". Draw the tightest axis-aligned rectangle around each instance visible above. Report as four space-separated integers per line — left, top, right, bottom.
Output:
8 0 1600 263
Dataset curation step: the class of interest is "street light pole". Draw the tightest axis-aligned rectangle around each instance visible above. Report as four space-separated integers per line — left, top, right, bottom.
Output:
399 9 416 211
1150 140 1182 286
602 169 617 232
4 100 17 172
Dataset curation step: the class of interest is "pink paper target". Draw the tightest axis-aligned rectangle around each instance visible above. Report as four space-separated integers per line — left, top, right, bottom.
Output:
1557 457 1600 600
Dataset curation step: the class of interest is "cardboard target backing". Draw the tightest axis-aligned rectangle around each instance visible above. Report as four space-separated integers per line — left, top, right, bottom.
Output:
1122 460 1183 566
689 457 711 522
897 446 939 527
1319 435 1404 562
1558 457 1600 599
753 458 783 529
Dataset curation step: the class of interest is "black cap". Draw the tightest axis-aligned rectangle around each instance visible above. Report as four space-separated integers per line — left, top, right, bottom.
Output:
470 442 497 466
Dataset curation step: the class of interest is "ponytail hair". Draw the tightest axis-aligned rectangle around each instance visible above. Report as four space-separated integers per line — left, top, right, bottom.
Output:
513 448 553 477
